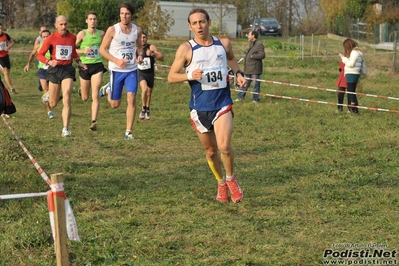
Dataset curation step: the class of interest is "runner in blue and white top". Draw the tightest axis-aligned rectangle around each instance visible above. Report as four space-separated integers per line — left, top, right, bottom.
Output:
185 37 231 111
168 8 247 204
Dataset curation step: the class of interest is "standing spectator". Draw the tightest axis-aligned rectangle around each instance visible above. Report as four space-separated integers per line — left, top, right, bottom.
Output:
236 30 265 103
0 23 16 93
336 61 347 112
339 38 364 114
37 15 87 137
23 29 54 119
137 31 164 120
168 8 246 203
76 11 106 131
99 1 143 140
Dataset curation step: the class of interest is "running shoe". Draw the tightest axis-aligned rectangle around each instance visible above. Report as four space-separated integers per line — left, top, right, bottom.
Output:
41 92 49 104
226 176 243 203
145 110 151 120
99 82 110 97
89 121 97 131
62 128 71 137
216 183 229 202
124 132 135 140
48 111 54 119
139 108 146 120
10 88 16 93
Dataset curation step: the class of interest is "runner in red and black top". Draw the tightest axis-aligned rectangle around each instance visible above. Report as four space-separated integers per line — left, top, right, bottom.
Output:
37 15 87 137
0 23 16 93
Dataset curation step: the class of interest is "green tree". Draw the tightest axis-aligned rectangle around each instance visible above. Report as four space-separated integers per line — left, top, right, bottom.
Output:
56 0 146 33
135 0 174 40
343 0 368 19
320 0 368 35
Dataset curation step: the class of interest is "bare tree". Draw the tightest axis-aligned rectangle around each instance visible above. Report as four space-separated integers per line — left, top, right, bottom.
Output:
245 0 323 36
0 0 56 29
294 0 326 35
135 0 175 40
0 0 14 28
34 0 57 27
202 0 238 35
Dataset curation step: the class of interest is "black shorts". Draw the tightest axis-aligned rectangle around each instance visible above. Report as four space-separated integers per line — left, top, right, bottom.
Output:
0 55 11 69
38 68 47 80
79 63 107 80
46 65 76 84
138 71 155 88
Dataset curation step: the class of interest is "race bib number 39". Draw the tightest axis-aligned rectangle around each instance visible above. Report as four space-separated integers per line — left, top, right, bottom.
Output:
55 45 72 61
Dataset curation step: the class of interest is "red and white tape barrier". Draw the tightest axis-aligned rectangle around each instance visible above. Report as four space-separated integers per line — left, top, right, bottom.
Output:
48 183 80 241
241 76 399 101
154 64 399 102
231 88 399 114
1 115 52 186
1 115 80 241
155 63 171 68
151 63 399 113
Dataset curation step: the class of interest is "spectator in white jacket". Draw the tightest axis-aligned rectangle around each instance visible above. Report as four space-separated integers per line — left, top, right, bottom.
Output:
339 38 364 114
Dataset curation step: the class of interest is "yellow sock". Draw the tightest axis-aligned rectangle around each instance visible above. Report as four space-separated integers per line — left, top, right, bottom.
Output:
207 161 224 183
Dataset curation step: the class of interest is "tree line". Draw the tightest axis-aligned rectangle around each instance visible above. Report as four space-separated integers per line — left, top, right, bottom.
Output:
0 0 171 39
0 0 398 39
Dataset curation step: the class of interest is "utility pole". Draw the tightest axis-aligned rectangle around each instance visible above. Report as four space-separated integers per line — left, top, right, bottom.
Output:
219 0 222 35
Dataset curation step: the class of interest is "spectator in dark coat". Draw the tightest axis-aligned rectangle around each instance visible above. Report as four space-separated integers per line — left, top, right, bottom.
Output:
236 30 265 103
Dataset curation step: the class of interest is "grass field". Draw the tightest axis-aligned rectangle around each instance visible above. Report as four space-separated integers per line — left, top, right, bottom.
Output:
1 33 399 265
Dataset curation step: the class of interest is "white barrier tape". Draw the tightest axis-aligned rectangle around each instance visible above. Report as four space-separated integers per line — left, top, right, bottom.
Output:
0 192 47 200
65 199 80 241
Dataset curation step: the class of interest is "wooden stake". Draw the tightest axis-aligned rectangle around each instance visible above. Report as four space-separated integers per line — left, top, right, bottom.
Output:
51 173 69 266
393 31 397 73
